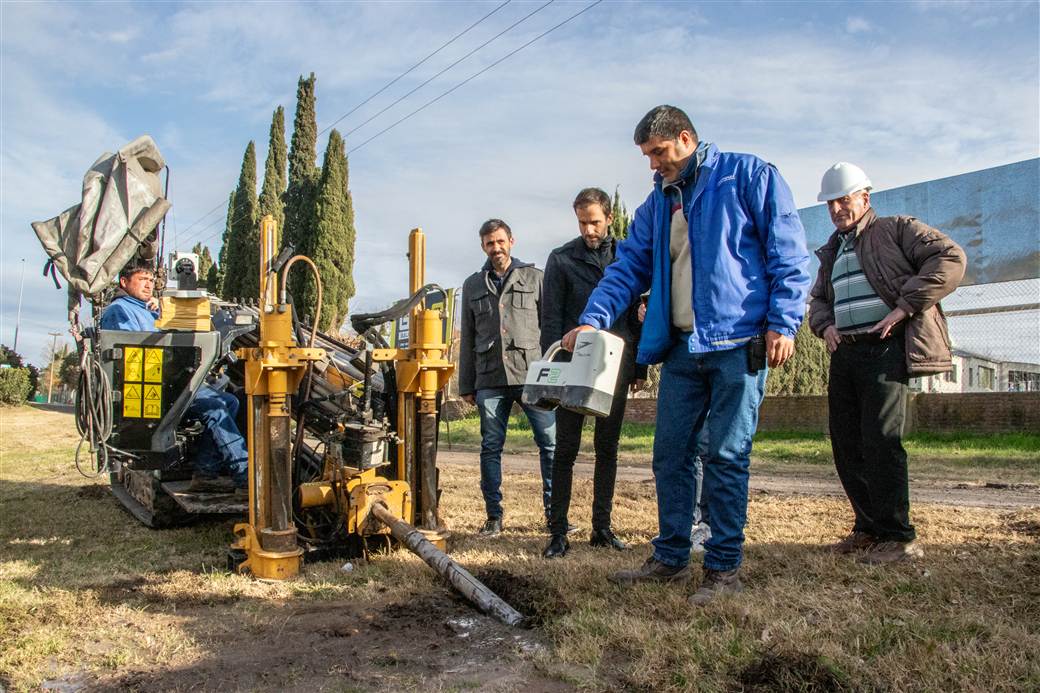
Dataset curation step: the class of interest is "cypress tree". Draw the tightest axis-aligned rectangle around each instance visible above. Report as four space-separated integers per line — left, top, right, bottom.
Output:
258 106 288 242
216 191 234 298
223 142 259 300
340 138 357 312
284 73 318 252
765 321 830 395
300 129 354 332
609 186 632 240
205 262 220 293
191 243 214 286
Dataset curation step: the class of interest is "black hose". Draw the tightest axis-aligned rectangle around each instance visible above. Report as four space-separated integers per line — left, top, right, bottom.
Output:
349 284 445 334
74 347 113 477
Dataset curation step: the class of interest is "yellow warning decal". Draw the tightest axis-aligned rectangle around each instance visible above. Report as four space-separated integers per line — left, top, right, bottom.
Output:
124 347 143 382
143 384 162 419
144 348 163 382
123 382 142 418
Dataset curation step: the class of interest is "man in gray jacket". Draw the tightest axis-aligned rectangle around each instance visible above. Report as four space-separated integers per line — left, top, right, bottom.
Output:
460 219 555 537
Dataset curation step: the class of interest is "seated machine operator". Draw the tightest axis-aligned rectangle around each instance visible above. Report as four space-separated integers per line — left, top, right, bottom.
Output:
101 262 248 493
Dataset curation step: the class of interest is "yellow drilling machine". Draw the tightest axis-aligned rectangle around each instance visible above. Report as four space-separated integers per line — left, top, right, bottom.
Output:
34 136 521 624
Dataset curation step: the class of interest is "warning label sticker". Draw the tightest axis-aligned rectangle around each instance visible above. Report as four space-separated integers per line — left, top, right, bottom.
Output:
143 384 162 419
124 347 143 382
144 348 163 382
123 382 142 418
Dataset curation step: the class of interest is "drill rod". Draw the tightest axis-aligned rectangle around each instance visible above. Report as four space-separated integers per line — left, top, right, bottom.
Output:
369 502 524 627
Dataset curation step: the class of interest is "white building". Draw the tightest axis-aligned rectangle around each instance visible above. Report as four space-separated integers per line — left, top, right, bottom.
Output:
914 348 1040 393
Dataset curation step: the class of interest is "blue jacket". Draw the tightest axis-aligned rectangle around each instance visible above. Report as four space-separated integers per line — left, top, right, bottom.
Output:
579 143 810 364
100 295 159 332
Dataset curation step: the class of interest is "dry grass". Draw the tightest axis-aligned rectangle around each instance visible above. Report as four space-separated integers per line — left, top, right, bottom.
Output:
2 406 1039 691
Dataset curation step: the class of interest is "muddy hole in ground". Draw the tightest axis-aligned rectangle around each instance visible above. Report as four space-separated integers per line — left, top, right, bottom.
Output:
472 568 568 628
735 648 853 692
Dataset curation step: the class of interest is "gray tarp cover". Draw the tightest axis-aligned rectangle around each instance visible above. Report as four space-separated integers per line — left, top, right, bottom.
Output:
32 135 171 300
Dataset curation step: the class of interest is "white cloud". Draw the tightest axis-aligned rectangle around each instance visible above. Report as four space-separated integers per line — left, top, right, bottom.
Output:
845 16 872 33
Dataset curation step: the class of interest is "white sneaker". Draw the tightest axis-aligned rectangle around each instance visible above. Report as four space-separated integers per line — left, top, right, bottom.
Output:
690 522 712 554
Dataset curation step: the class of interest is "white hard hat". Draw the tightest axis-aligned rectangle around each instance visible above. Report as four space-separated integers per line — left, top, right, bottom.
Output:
818 162 872 202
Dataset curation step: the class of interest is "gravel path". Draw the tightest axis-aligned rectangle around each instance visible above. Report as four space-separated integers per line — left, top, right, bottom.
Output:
439 450 1040 510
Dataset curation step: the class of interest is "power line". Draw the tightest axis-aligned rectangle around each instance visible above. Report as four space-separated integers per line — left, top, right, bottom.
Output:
341 0 554 140
318 0 512 138
180 1 603 253
178 3 515 249
348 0 602 155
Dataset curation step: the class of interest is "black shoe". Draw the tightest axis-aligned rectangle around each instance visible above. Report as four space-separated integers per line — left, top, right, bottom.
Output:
590 527 628 551
542 534 569 558
479 517 503 537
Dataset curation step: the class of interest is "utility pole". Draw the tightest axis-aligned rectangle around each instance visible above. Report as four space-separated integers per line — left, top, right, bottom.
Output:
13 259 25 353
47 331 62 404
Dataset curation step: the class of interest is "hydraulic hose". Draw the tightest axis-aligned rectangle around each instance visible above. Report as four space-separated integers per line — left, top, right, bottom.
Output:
74 347 113 477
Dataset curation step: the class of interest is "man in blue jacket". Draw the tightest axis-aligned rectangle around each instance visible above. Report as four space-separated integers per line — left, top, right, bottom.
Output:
563 106 810 604
101 263 248 494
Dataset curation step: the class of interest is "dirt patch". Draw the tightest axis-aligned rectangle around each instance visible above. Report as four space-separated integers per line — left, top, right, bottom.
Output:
1002 509 1040 538
735 648 858 692
472 568 569 628
96 591 560 692
76 484 109 500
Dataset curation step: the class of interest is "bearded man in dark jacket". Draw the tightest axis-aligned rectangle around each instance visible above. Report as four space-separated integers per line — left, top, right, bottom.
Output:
539 188 646 559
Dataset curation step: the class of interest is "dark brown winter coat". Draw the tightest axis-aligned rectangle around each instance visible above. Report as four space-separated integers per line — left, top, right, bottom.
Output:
808 208 966 375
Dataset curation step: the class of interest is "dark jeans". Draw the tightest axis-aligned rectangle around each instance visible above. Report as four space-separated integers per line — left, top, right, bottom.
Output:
828 337 915 542
547 363 631 535
476 386 556 519
189 385 248 486
651 339 766 572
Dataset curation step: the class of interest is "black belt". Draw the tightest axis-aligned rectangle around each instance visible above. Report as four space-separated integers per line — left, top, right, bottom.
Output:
840 329 902 344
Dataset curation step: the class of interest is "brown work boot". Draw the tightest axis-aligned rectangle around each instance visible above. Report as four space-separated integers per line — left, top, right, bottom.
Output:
688 568 743 606
858 540 924 565
829 531 878 554
609 556 690 585
188 474 235 493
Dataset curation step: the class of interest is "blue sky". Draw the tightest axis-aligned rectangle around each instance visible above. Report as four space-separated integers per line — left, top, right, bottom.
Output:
2 0 1038 366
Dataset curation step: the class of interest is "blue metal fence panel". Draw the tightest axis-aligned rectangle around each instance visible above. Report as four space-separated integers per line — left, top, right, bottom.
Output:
799 158 1040 286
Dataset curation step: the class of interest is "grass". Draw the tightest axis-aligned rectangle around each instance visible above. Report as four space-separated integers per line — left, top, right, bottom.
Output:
2 405 1039 691
442 415 1040 480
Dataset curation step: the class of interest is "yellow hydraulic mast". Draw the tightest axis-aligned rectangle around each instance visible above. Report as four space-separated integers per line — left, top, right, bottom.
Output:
232 215 324 579
373 228 454 547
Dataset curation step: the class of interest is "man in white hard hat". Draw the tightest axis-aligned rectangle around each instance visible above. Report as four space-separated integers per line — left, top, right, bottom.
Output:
808 162 966 564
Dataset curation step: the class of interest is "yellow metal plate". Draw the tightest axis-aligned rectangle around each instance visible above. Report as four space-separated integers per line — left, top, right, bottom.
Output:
144 348 163 382
124 347 143 382
143 383 162 419
123 382 142 418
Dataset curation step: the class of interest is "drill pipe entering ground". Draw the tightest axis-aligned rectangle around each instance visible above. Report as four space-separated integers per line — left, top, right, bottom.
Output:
369 502 525 627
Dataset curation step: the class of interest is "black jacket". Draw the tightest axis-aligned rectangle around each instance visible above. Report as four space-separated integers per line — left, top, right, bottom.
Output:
541 236 646 380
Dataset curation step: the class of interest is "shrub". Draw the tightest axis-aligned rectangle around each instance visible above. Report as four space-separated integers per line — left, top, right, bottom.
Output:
0 367 32 405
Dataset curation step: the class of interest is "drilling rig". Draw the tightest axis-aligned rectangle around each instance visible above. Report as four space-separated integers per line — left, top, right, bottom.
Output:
33 136 522 623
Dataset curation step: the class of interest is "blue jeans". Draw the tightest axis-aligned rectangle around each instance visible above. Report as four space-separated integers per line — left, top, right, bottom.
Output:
188 385 248 486
651 339 766 571
476 386 555 519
